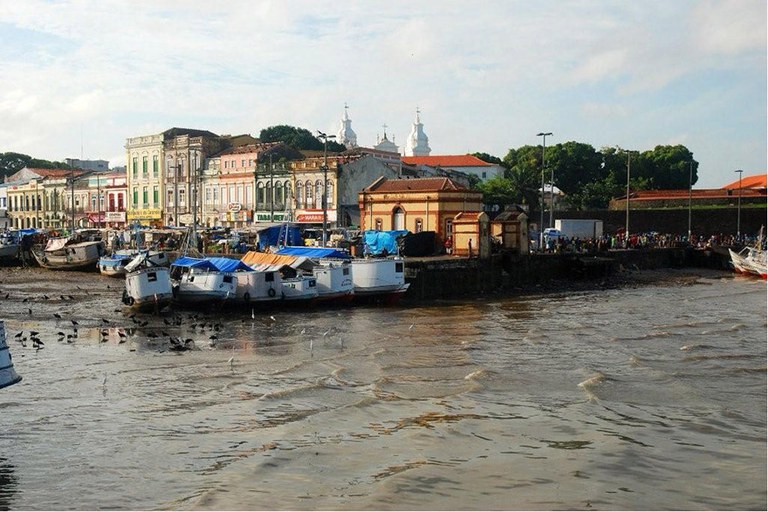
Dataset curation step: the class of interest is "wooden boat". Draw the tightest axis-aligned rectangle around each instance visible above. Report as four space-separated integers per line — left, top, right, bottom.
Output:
99 249 169 277
349 256 410 304
728 227 767 280
274 247 354 304
0 320 22 390
204 257 283 307
169 257 238 307
123 266 174 312
0 231 20 262
31 237 105 271
122 251 174 312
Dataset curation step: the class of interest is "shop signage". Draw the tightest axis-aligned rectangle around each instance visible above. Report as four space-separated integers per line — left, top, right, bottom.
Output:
228 202 242 212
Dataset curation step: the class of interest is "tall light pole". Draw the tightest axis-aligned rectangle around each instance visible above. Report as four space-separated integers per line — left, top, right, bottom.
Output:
625 150 631 248
269 152 274 223
687 161 693 241
735 169 743 239
536 132 552 252
317 131 336 247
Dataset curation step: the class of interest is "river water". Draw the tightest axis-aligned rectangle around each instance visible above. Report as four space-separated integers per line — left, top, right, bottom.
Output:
0 268 765 510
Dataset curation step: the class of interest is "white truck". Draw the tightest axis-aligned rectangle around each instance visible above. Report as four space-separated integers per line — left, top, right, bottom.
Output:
554 219 604 239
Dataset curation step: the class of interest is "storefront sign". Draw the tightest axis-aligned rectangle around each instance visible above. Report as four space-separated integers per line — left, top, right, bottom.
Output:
127 209 162 220
105 211 126 222
228 202 242 212
295 210 337 223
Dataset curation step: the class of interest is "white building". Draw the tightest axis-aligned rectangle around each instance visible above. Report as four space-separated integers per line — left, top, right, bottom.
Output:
337 104 358 148
404 108 431 156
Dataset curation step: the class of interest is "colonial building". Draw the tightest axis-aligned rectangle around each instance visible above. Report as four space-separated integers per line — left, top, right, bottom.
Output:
291 152 340 227
125 127 223 228
358 177 483 242
4 167 87 230
402 154 504 183
85 170 128 229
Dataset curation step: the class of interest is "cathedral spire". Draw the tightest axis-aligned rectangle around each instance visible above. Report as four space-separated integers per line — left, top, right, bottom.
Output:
405 107 431 156
337 102 357 148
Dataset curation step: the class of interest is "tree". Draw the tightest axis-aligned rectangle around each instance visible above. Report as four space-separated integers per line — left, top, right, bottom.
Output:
259 125 345 152
640 145 697 189
0 152 72 181
546 142 602 196
503 145 546 208
476 175 519 208
471 152 505 167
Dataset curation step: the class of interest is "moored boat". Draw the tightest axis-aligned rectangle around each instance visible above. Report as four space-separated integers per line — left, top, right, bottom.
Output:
728 227 767 280
123 266 174 312
31 237 105 271
169 257 238 307
99 249 169 277
0 320 22 390
205 257 283 307
349 256 410 304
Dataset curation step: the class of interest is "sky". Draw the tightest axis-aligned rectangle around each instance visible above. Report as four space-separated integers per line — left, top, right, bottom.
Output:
0 0 765 189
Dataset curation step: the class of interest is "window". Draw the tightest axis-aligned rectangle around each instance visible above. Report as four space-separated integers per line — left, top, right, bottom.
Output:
393 206 405 231
133 188 139 207
305 180 313 207
153 185 159 206
241 159 246 167
315 180 323 209
326 182 334 209
167 189 173 207
147 272 157 282
132 157 138 178
205 187 212 203
482 171 487 179
179 188 186 206
445 219 453 237
415 218 423 233
224 161 228 169
265 272 274 282
296 182 304 209
142 187 148 206
153 155 159 177
142 156 148 176
375 218 382 231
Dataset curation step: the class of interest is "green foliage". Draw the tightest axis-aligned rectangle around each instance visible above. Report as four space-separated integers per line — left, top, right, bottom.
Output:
259 125 344 152
0 152 72 181
471 152 505 167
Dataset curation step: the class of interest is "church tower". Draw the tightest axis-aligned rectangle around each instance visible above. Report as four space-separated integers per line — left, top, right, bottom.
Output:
404 107 431 156
337 103 357 148
373 124 399 154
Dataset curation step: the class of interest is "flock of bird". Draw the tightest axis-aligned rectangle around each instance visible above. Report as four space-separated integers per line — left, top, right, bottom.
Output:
2 280 353 366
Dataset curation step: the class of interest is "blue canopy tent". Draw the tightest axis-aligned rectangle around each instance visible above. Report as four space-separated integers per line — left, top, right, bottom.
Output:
275 247 351 260
363 230 409 256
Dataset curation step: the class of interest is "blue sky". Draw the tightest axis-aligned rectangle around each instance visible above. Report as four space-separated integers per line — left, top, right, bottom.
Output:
0 0 765 188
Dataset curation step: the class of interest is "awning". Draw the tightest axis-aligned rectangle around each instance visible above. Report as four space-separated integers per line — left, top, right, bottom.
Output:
276 246 351 260
241 251 315 272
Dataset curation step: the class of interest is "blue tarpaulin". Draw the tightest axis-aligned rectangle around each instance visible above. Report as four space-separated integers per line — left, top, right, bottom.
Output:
258 225 303 251
205 257 253 272
363 230 409 256
276 246 351 260
171 256 219 271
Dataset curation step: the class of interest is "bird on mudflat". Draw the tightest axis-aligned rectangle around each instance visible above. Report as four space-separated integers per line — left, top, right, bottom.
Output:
71 319 78 326
53 313 62 319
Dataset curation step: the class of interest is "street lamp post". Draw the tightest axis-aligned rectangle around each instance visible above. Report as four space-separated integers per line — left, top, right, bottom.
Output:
687 161 693 241
317 131 336 247
536 132 552 252
70 168 76 232
735 169 743 239
269 153 274 223
625 150 631 248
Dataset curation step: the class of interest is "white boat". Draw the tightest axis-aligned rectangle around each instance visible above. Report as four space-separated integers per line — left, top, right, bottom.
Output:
123 266 174 312
274 247 355 304
169 257 238 307
0 320 22 390
311 260 354 304
205 257 282 306
0 231 21 261
31 237 105 271
728 226 767 280
281 274 319 304
99 249 169 277
349 256 410 304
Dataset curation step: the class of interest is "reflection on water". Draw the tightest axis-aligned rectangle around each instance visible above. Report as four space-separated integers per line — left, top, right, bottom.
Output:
0 458 18 512
0 270 765 510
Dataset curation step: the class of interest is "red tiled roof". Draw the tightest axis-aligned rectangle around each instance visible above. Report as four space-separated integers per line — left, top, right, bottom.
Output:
722 174 766 190
401 155 494 167
27 168 84 178
366 177 468 193
627 188 765 201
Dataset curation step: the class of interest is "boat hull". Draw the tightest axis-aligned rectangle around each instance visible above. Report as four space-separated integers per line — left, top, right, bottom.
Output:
0 320 22 390
124 267 174 312
32 241 105 271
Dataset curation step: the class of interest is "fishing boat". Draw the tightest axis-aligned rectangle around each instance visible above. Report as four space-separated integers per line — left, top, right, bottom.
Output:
0 231 20 262
31 237 105 271
729 228 767 279
274 247 355 304
98 249 169 277
241 251 319 305
169 256 238 307
205 257 283 307
121 251 174 312
0 320 22 390
349 256 410 304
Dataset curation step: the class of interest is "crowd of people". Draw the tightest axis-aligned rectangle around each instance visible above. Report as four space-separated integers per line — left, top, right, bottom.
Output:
536 231 764 254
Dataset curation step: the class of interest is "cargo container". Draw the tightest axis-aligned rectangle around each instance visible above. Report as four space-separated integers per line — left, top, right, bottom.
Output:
554 219 604 239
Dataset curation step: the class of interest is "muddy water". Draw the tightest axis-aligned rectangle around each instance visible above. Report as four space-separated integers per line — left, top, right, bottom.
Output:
0 267 765 510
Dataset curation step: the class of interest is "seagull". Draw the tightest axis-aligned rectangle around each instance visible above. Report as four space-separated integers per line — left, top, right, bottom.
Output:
71 319 79 326
269 315 276 322
322 330 330 337
251 309 255 319
409 324 414 330
310 338 314 357
300 328 306 335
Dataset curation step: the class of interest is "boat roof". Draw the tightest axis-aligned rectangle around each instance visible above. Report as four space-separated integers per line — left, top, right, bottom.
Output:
171 256 219 271
275 246 351 260
204 257 253 272
241 251 315 272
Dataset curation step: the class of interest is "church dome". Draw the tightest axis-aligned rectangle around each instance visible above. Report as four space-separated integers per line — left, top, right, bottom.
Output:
337 104 357 148
405 108 431 157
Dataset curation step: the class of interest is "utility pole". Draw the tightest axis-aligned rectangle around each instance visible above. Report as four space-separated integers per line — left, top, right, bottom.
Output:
317 131 336 247
269 152 274 223
625 150 631 248
536 132 552 252
687 161 693 241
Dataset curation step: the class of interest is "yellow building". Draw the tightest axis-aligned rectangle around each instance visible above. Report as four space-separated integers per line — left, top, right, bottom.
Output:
358 177 483 242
